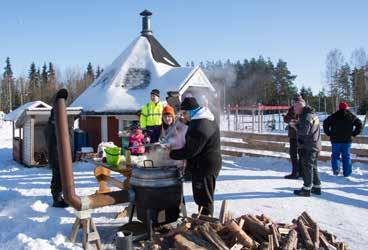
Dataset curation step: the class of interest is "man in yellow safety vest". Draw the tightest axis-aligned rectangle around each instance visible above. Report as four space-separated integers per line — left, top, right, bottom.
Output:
140 89 164 143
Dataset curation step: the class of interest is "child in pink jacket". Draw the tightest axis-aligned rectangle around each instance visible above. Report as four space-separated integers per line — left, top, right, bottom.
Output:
129 126 145 155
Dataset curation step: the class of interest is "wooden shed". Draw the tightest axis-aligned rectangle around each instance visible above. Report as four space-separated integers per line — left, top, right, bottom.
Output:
5 101 82 167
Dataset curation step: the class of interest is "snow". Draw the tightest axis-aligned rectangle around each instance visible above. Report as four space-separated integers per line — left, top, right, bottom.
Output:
1 121 368 249
4 101 52 121
70 36 213 113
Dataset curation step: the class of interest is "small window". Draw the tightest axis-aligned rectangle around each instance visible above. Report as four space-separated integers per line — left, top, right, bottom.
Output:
122 68 151 89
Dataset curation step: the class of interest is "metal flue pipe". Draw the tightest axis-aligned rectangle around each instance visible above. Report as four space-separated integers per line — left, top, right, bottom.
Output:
54 89 130 211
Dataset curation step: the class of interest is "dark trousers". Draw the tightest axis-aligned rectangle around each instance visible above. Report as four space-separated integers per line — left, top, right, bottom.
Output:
146 125 161 143
299 149 321 190
289 138 302 176
192 174 217 216
50 161 63 200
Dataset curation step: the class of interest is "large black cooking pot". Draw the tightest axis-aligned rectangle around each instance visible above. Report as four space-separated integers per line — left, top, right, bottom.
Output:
129 163 183 225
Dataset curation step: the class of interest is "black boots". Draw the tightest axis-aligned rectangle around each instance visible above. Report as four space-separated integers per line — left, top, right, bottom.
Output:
294 187 321 196
53 196 69 208
284 174 299 179
311 187 321 195
293 188 311 197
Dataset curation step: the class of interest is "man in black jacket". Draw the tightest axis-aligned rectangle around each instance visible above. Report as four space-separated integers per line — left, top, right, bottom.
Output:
323 102 362 177
170 97 222 216
45 108 69 208
293 100 322 196
283 94 304 179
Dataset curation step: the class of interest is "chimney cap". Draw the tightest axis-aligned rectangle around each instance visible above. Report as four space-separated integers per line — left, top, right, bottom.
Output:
140 10 152 16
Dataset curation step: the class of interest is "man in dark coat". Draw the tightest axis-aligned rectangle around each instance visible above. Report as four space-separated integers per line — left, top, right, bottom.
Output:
323 101 362 177
293 100 322 196
283 94 304 179
45 108 68 208
170 97 222 216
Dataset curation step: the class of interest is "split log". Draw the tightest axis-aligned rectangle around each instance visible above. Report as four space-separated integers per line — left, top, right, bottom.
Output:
174 234 207 250
320 233 337 250
186 217 223 231
241 215 271 239
219 200 229 224
191 214 221 224
197 223 229 250
238 218 245 229
297 218 314 250
230 243 244 250
301 211 317 227
225 220 259 249
270 224 280 248
313 224 320 249
282 229 297 250
165 222 191 237
268 234 274 250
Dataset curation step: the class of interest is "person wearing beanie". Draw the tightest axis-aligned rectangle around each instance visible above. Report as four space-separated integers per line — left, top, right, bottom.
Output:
283 94 305 179
170 97 221 216
140 89 164 143
293 100 322 197
323 102 362 177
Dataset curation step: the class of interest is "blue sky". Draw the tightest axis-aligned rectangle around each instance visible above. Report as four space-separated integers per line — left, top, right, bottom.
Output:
1 0 367 93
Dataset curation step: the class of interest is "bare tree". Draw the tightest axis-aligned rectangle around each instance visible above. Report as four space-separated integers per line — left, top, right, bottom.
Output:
350 47 367 69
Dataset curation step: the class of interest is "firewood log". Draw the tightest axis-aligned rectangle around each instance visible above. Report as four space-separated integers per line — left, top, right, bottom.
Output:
313 224 320 249
174 234 207 250
186 217 223 231
191 214 221 224
296 218 314 250
320 233 337 250
301 211 317 227
219 200 229 224
225 220 259 249
282 229 297 250
268 234 274 250
270 224 280 248
165 222 191 237
259 242 269 250
197 223 229 250
241 215 270 239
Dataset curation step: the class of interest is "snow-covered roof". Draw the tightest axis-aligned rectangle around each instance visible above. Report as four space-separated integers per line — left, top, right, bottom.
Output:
71 35 215 114
4 101 52 121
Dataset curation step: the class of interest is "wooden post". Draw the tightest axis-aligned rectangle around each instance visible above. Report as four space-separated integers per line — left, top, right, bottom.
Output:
260 111 264 133
227 105 231 131
258 109 261 133
70 211 102 250
235 104 239 131
252 109 255 132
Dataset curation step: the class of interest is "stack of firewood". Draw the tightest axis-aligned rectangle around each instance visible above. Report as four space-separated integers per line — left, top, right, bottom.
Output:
151 201 349 250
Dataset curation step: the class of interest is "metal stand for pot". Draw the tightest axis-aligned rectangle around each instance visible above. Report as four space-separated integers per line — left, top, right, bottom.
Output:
70 210 102 250
128 195 187 242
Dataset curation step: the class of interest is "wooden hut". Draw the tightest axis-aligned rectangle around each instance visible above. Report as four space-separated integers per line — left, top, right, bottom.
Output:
5 101 82 166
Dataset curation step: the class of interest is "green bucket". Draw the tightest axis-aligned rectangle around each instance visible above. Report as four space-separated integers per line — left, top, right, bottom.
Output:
104 147 121 167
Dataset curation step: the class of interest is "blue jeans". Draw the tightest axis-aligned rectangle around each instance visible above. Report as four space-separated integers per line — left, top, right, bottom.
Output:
331 143 352 177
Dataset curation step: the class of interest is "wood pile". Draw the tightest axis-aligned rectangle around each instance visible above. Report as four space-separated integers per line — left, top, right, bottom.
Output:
150 201 349 250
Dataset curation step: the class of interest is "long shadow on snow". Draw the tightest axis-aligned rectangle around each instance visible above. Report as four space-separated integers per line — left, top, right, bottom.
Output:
184 191 290 203
276 187 368 209
217 175 282 181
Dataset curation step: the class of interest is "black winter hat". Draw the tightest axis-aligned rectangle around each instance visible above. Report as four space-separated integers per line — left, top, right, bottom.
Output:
180 97 200 111
150 89 160 97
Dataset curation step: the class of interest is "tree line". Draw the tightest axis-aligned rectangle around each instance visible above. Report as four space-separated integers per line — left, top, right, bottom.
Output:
1 47 367 115
0 58 103 113
195 47 368 114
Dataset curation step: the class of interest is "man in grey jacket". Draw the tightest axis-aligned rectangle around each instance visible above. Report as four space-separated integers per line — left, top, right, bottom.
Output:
292 100 322 196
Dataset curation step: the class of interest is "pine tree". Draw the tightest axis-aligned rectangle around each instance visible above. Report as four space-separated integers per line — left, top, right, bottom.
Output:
84 62 95 88
273 59 297 105
48 62 57 98
96 66 103 78
2 57 14 112
186 62 190 67
41 63 48 102
28 62 38 101
351 67 366 110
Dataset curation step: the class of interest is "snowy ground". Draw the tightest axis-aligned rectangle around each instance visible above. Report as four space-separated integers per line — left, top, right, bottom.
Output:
1 121 368 249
